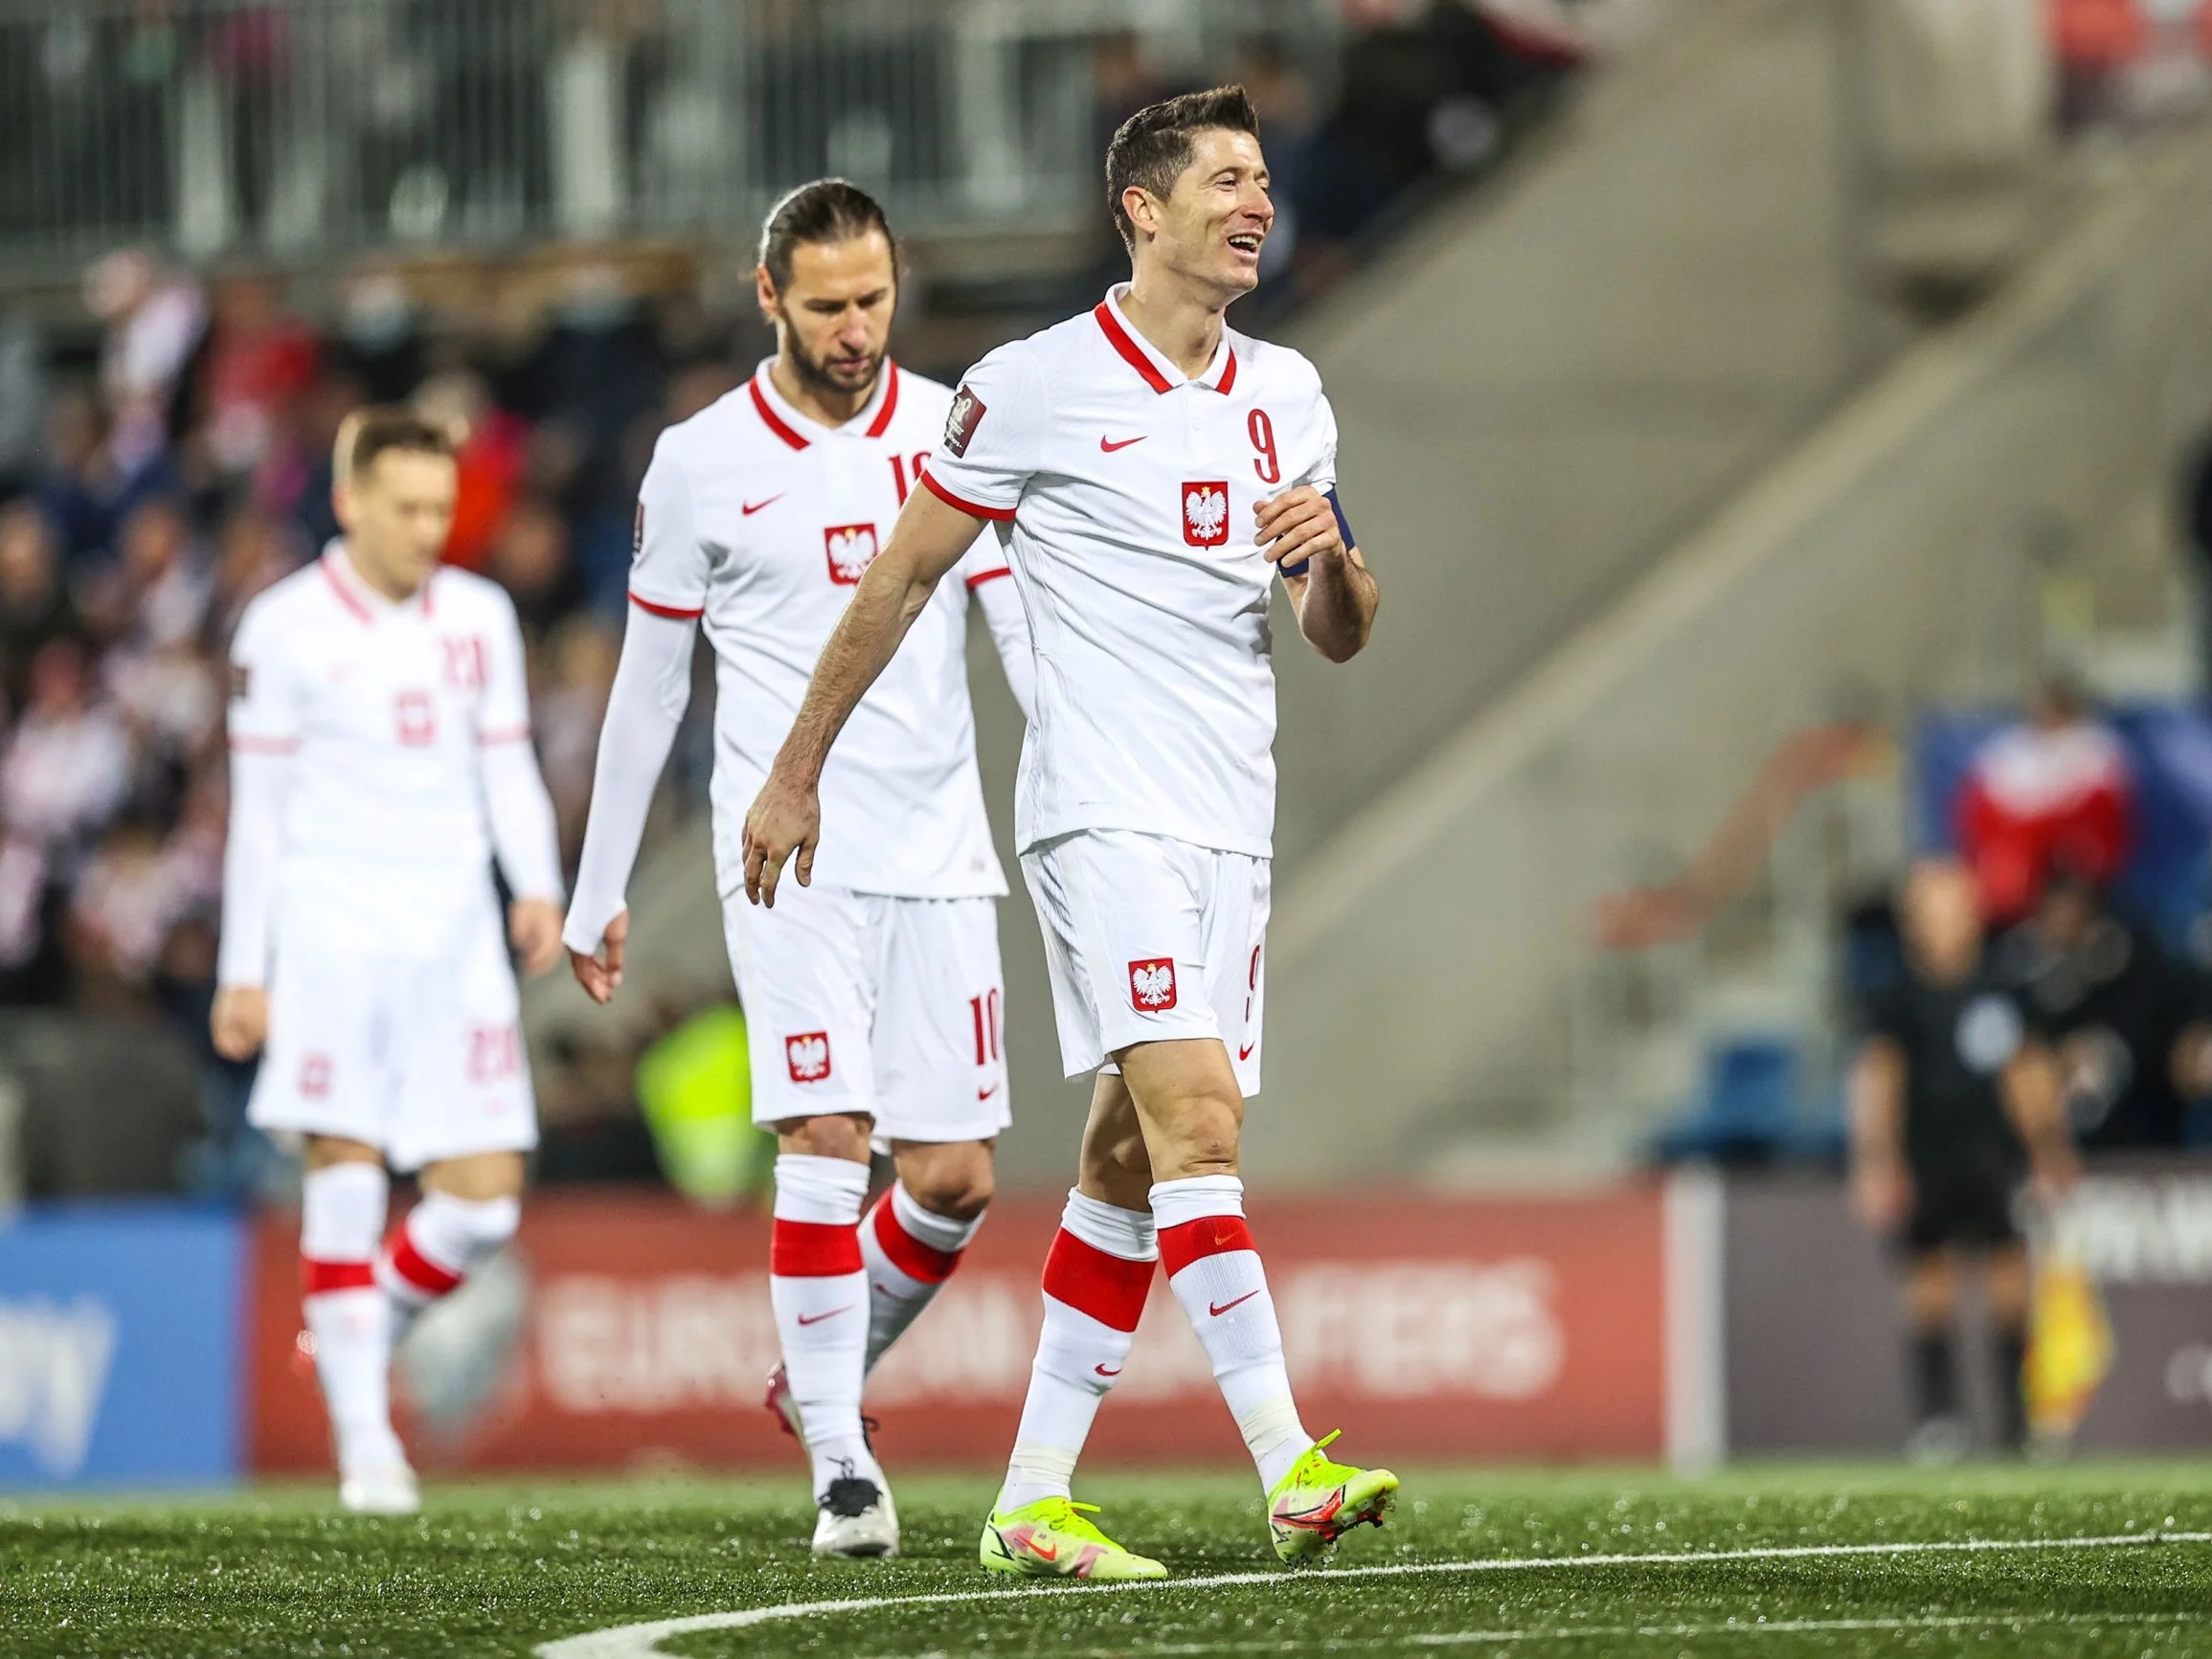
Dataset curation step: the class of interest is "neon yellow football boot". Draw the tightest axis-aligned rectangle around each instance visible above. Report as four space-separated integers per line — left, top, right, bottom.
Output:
1266 1430 1399 1564
980 1496 1168 1581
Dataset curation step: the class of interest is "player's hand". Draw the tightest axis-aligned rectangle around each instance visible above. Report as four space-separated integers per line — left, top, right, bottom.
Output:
211 985 269 1061
742 769 820 908
1253 485 1343 572
568 909 628 1004
1851 1156 1912 1233
508 897 564 977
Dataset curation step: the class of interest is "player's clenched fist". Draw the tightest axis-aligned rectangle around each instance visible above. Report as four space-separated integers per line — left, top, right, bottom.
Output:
1253 485 1343 572
743 770 820 908
211 985 269 1061
567 908 628 1004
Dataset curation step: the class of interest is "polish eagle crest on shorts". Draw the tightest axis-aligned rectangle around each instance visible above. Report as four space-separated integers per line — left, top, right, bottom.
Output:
1182 481 1230 548
1129 957 1178 1012
785 1031 832 1083
824 523 880 586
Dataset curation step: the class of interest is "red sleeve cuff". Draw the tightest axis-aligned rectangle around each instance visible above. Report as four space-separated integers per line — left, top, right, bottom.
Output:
964 567 1012 590
921 469 1016 522
629 592 705 619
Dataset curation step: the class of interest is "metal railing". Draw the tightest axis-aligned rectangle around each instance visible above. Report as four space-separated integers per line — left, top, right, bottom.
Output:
0 0 1337 274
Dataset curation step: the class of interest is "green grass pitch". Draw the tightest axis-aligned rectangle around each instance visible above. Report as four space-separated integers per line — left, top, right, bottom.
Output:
6 1463 2212 1656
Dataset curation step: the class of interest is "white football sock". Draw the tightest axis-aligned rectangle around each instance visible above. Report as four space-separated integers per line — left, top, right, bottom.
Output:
300 1162 400 1471
860 1182 984 1371
770 1153 880 1498
1153 1175 1312 1494
998 1191 1156 1513
377 1190 522 1339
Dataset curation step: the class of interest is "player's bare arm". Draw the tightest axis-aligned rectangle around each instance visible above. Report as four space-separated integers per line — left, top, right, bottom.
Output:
742 483 985 907
1256 485 1377 662
1847 1035 1911 1230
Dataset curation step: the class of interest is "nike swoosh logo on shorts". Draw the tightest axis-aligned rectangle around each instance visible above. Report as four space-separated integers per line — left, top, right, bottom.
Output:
977 1082 1000 1101
742 495 784 515
1095 1363 1122 1377
1099 435 1146 452
796 1306 852 1326
1237 1042 1255 1061
1208 1289 1261 1317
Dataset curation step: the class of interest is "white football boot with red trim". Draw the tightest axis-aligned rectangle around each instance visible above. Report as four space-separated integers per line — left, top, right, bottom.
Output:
1266 1430 1398 1563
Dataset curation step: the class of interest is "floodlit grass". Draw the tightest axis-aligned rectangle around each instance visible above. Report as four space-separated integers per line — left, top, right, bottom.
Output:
5 1462 2212 1656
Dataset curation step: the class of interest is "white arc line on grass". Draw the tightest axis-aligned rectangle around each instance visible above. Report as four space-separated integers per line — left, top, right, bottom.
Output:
534 1529 2212 1659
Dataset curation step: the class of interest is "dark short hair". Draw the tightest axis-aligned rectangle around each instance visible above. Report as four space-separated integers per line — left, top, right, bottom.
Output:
756 178 895 293
346 407 456 481
1105 84 1262 252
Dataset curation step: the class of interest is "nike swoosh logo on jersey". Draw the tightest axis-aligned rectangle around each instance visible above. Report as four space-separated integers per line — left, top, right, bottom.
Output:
1099 435 1146 452
742 495 784 515
1209 1289 1261 1317
796 1306 852 1326
1095 1363 1123 1377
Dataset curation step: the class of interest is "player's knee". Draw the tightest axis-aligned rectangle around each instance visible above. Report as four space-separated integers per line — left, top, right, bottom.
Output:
1146 1088 1242 1177
777 1112 872 1163
899 1142 995 1219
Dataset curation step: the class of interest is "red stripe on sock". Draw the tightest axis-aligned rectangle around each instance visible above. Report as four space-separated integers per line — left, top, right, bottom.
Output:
1040 1229 1155 1333
869 1199 962 1285
772 1218 864 1277
301 1257 375 1295
386 1226 463 1298
1158 1216 1257 1278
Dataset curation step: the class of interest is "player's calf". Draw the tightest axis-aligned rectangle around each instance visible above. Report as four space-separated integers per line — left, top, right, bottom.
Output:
859 1142 993 1370
376 1188 521 1340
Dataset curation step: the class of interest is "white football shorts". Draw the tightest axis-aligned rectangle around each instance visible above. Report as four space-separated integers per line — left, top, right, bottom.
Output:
248 891 536 1171
720 884 1012 1142
1020 829 1270 1097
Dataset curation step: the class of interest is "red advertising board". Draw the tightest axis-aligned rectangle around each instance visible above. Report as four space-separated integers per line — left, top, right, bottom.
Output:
247 1188 1664 1473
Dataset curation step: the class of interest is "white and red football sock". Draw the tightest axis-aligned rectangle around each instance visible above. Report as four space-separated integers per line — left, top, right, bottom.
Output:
1154 1175 1313 1493
375 1190 522 1341
997 1191 1156 1513
859 1182 984 1371
300 1161 400 1472
769 1153 881 1498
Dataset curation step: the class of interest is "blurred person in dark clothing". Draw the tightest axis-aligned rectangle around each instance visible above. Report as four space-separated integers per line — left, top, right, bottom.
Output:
1850 859 2077 1459
0 502 84 705
34 382 181 567
1998 871 2212 1151
488 498 582 647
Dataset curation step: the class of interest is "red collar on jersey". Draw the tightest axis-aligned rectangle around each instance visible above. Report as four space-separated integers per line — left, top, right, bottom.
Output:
749 361 902 450
321 548 434 623
1093 302 1237 395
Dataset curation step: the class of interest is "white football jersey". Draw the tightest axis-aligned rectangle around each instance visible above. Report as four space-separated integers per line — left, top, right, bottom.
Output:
225 548 538 946
922 286 1338 859
630 359 1014 899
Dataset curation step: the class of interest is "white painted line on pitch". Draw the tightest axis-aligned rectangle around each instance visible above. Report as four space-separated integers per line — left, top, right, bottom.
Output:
902 1613 2209 1657
536 1528 2212 1658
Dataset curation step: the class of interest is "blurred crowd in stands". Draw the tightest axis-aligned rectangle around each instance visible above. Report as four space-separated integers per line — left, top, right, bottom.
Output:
0 245 751 1199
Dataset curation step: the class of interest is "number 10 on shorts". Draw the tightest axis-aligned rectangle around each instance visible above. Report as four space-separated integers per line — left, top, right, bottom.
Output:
969 990 1003 1066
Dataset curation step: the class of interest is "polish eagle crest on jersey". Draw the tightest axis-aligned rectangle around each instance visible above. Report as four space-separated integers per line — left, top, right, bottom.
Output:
1129 957 1178 1012
824 523 880 586
785 1031 832 1083
1182 481 1230 549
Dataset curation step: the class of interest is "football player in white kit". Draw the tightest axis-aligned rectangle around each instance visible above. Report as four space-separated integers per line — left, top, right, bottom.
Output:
745 89 1388 1580
214 409 566 1514
562 181 1035 1558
